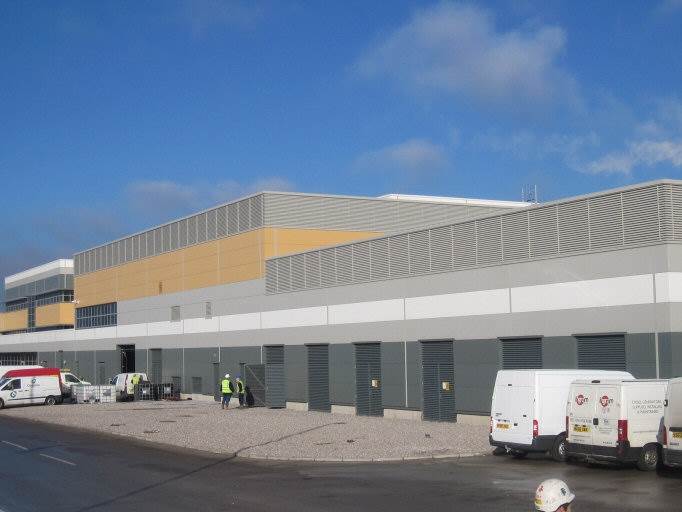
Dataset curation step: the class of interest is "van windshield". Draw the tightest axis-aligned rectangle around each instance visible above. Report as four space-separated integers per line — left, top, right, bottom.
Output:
0 378 7 388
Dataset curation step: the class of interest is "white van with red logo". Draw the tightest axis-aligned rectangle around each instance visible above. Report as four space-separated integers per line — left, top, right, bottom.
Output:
663 377 682 467
0 367 64 409
566 379 667 471
490 370 632 461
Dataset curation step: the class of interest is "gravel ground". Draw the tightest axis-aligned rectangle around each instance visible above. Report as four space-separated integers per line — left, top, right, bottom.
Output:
0 401 490 462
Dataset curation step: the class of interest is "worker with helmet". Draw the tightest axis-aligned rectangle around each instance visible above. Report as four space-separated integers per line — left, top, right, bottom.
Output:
534 479 575 512
236 375 245 407
220 373 234 409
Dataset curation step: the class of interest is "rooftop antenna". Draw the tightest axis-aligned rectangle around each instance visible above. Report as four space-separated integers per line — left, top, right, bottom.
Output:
522 184 538 204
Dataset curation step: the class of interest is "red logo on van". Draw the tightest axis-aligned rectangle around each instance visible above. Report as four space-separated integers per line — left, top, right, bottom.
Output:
576 394 586 405
600 395 610 407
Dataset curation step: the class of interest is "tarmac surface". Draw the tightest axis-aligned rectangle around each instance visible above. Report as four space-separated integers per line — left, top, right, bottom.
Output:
1 400 489 461
0 415 680 512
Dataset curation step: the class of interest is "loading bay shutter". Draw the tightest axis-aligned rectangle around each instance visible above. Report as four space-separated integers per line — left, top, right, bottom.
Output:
501 338 542 369
577 335 626 371
150 349 162 384
307 344 331 412
421 340 456 422
265 345 286 408
355 343 383 417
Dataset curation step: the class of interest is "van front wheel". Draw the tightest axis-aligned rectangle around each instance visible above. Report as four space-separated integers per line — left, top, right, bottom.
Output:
636 444 660 471
551 434 567 462
44 396 57 406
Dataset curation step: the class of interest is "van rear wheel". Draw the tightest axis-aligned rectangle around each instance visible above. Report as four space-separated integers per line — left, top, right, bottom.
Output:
636 444 660 471
44 396 57 406
551 434 567 462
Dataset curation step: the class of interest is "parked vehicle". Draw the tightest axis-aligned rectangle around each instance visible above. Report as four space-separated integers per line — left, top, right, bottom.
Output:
110 372 148 401
565 378 667 471
0 367 63 409
663 377 682 467
490 369 633 461
60 371 91 397
0 365 42 378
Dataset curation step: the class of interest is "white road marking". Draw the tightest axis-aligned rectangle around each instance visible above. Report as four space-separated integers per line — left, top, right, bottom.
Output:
1 440 27 451
39 453 76 466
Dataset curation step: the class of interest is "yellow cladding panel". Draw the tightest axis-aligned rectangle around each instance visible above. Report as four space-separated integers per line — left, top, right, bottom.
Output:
35 303 75 327
0 309 29 333
74 227 383 306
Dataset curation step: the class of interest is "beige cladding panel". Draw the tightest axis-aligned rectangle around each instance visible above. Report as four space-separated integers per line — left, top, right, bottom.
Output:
34 303 75 328
74 227 383 306
0 309 29 333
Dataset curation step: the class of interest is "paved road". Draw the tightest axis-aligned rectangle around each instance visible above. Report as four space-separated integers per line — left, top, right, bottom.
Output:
0 415 680 512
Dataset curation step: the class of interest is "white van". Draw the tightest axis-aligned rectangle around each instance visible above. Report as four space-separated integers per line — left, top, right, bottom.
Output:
111 372 148 400
566 378 667 471
0 368 63 409
663 377 682 467
490 370 633 461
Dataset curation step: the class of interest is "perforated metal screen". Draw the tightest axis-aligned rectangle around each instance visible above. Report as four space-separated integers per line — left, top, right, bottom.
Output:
307 345 330 412
421 341 456 422
577 335 626 371
354 343 383 417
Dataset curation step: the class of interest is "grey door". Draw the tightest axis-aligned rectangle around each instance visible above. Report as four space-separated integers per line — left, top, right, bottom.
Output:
577 335 626 370
265 346 286 408
150 349 162 384
355 343 383 417
213 362 221 402
421 341 456 422
244 364 266 407
307 344 330 412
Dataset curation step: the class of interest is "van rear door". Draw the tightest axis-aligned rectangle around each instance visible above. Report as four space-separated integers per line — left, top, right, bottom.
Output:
667 381 682 454
568 382 596 451
491 373 533 446
592 384 619 449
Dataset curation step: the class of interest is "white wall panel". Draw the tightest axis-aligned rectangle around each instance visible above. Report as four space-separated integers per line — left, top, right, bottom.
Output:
328 299 404 325
655 272 682 303
219 312 261 332
147 321 184 336
262 306 327 329
405 289 509 320
511 274 654 313
117 323 148 338
184 317 220 334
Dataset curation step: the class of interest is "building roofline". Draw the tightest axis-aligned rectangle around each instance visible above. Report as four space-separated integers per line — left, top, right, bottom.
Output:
5 259 74 287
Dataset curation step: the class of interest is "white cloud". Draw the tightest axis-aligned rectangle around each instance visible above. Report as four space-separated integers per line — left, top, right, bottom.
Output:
586 139 682 175
354 139 448 174
356 2 577 110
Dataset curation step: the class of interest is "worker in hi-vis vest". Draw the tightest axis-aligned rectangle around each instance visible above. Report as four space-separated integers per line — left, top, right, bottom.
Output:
236 376 245 407
220 374 234 409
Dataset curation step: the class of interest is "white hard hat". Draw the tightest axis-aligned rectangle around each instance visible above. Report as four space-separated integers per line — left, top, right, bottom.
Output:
535 479 574 512
225 374 230 378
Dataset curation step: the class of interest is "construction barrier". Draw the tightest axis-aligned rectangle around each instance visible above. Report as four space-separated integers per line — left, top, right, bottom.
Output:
72 385 116 404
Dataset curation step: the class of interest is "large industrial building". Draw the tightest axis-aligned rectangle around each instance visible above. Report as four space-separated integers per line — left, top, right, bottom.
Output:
2 180 682 422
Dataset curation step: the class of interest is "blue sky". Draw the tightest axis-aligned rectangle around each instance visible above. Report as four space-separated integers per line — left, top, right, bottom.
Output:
1 0 682 294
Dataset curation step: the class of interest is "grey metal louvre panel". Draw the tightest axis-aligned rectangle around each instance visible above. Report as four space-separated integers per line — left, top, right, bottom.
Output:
153 228 162 255
672 184 682 241
429 225 453 272
577 335 626 371
355 343 383 417
276 257 291 293
389 233 409 277
138 233 147 259
421 341 456 422
187 216 197 245
370 238 390 280
304 252 321 289
238 200 250 231
501 339 542 369
398 202 425 232
125 237 133 262
290 253 305 291
372 201 400 232
227 203 239 235
335 245 353 285
346 200 375 231
307 345 330 412
409 230 430 274
95 247 102 271
206 210 217 241
558 200 589 253
250 195 263 229
452 222 476 269
588 194 623 249
265 195 328 229
216 206 228 238
169 222 178 251
352 241 371 282
265 345 285 408
502 211 530 261
162 224 171 252
476 217 502 265
658 184 674 240
265 260 277 294
529 206 558 257
320 249 336 287
622 187 660 244
176 219 186 249
197 212 207 243
112 242 119 266
132 235 140 260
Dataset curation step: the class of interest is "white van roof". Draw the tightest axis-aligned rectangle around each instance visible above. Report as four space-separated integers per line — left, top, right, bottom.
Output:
497 369 633 376
572 378 667 385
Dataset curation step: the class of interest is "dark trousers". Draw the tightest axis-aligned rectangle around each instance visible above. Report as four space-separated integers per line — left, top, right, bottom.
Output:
238 393 245 406
222 393 232 407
